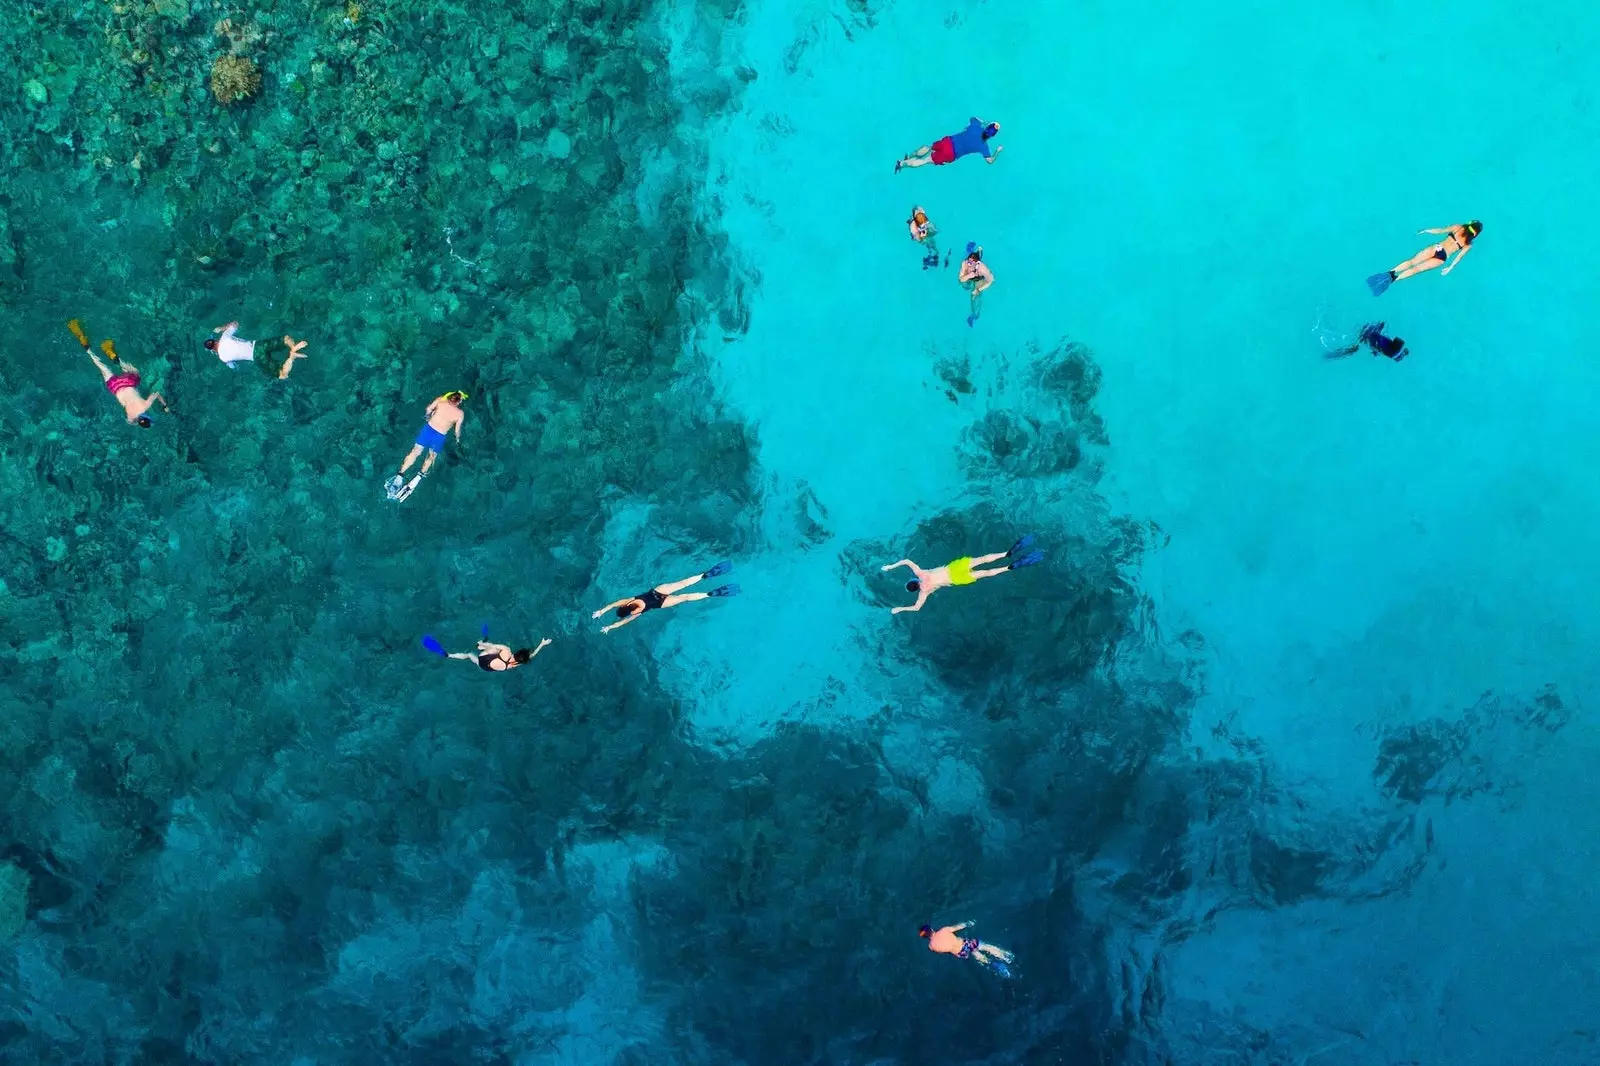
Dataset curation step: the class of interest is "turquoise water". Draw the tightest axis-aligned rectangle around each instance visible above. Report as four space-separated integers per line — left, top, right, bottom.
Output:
3 0 1598 1062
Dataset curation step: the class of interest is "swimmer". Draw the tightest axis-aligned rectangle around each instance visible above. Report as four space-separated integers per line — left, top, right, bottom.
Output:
896 118 1003 172
1326 321 1408 362
882 535 1042 615
919 922 1014 976
388 390 467 500
445 638 552 672
592 561 739 634
908 206 942 269
205 321 308 379
957 243 994 326
1367 221 1482 296
69 319 168 427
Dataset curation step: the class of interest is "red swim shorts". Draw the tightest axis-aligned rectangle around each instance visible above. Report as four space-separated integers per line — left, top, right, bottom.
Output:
930 136 956 165
105 372 140 395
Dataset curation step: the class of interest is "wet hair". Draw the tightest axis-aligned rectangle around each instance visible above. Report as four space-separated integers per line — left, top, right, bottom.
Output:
203 339 217 351
512 648 532 664
912 208 928 224
136 416 152 428
905 579 920 592
616 601 642 619
982 122 999 139
1464 220 1483 242
918 924 933 938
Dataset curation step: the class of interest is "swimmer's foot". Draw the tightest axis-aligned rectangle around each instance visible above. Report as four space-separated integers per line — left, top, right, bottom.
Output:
1008 549 1044 570
1007 534 1034 557
1366 271 1395 297
708 583 740 598
703 560 732 579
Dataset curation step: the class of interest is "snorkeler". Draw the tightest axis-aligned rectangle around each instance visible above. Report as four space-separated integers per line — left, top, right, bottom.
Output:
881 535 1042 615
896 118 1003 172
919 922 1014 977
387 391 467 501
957 243 994 327
592 561 739 634
442 637 552 672
1326 322 1408 362
206 321 308 379
68 319 169 428
1367 221 1482 295
908 206 942 269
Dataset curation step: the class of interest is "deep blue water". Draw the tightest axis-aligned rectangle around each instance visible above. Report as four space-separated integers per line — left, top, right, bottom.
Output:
2 0 1598 1063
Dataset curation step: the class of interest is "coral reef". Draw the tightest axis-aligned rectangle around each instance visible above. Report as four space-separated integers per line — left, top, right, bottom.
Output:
209 54 261 105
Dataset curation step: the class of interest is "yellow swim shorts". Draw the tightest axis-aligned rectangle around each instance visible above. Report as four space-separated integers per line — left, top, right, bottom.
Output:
947 557 975 585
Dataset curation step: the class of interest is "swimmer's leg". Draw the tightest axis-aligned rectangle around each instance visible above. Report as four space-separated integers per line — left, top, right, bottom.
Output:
979 942 1014 963
897 146 933 171
87 351 114 380
399 444 424 474
419 449 438 475
654 571 711 596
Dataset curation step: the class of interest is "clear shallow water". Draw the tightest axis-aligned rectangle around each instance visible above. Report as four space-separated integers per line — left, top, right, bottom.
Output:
2 0 1597 1063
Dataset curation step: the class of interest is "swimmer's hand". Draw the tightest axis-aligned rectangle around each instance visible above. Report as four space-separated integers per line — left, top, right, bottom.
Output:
214 321 239 333
591 607 608 619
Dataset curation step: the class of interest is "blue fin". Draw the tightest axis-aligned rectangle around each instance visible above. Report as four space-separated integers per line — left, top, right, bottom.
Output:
481 623 490 638
708 583 740 598
1366 271 1394 296
1009 549 1044 570
421 635 447 656
966 313 978 327
703 560 732 579
1008 534 1034 557
991 961 1012 979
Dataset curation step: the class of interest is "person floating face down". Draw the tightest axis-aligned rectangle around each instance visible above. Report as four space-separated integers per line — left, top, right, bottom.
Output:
68 319 168 427
447 638 552 672
205 321 308 379
1367 220 1482 296
896 118 1003 172
592 561 740 634
908 206 942 269
919 922 1014 977
957 243 994 326
881 535 1043 615
1327 322 1408 362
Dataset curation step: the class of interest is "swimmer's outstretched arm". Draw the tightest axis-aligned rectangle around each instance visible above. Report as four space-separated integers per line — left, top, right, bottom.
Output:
880 559 917 572
1417 226 1456 235
592 599 635 617
891 589 929 615
599 614 639 635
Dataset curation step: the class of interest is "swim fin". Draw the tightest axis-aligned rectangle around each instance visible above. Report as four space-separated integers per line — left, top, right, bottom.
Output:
481 623 491 638
1008 534 1034 557
384 475 405 500
100 338 119 361
991 961 1012 979
1366 271 1394 297
703 560 732 579
966 313 979 328
67 319 89 348
708 583 740 598
421 635 447 656
1008 549 1044 570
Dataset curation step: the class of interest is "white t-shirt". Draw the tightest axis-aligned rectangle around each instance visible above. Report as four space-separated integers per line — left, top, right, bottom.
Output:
217 326 255 364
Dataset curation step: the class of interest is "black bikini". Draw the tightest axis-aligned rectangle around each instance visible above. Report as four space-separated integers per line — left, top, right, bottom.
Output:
477 652 507 671
638 588 667 611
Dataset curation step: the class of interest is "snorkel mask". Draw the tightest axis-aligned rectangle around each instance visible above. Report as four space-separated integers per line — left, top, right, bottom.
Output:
442 390 469 403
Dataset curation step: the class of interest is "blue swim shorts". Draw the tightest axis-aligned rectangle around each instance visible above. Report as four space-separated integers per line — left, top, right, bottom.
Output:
416 423 448 451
